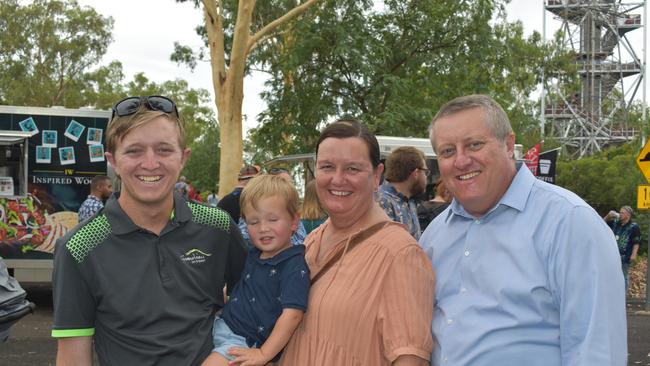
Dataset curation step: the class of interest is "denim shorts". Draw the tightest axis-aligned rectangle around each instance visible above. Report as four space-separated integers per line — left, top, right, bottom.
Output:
211 317 249 361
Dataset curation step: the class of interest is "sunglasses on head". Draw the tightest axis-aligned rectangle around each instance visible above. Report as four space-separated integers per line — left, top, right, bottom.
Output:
111 95 179 120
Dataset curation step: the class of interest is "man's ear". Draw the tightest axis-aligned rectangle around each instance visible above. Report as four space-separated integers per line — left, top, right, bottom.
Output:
181 148 192 168
106 152 118 176
505 132 516 159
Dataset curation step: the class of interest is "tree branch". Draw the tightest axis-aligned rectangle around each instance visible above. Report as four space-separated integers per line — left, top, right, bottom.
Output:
247 0 319 56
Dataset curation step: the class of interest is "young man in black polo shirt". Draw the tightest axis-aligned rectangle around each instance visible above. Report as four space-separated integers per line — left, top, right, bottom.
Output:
52 96 247 366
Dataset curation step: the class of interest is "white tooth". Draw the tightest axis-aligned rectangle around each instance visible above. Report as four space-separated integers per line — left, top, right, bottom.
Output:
459 172 479 180
331 190 350 196
139 176 161 182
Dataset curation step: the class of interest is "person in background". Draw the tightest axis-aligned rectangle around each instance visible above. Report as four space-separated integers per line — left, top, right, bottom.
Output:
174 175 190 200
377 146 428 239
300 180 328 235
605 205 641 294
187 179 197 201
279 119 434 366
193 189 203 203
77 175 112 222
202 174 309 366
417 179 452 231
52 95 247 366
420 94 626 365
207 190 219 207
218 165 260 222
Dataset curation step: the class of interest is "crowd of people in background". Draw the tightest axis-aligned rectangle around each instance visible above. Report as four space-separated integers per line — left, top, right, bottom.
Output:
58 93 636 366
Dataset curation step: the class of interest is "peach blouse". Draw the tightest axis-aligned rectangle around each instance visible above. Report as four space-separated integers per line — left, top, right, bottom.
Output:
278 221 435 366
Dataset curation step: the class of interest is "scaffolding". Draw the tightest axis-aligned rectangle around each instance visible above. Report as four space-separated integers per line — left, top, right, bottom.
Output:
543 0 646 157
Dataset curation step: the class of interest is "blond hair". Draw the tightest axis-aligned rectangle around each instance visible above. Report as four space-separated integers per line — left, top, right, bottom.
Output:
300 180 326 220
240 174 299 221
106 106 186 154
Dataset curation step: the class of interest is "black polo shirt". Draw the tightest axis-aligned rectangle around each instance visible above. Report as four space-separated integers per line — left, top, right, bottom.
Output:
52 192 247 366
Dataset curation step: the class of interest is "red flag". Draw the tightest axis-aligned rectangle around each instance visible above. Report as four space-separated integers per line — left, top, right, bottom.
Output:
524 143 542 176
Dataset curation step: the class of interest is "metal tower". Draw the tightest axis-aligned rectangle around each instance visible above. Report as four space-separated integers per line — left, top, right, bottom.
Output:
543 0 645 157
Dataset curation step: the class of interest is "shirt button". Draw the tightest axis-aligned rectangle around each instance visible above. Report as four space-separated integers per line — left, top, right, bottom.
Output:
475 220 481 224
460 287 467 293
443 357 448 363
464 250 470 256
447 318 453 325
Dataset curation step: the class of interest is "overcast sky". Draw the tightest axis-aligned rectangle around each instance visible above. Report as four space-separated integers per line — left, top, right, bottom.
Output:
76 0 646 133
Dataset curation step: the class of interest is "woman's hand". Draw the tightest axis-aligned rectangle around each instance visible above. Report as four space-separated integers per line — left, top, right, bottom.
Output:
227 347 271 366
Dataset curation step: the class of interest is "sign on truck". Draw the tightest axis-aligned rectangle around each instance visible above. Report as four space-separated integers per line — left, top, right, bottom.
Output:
0 105 110 282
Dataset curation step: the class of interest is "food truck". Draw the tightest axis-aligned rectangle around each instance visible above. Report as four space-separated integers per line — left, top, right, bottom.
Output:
0 105 110 283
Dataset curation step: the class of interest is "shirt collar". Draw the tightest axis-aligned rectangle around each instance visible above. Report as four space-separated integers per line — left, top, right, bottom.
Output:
251 244 305 265
379 181 410 202
444 164 534 223
104 191 192 235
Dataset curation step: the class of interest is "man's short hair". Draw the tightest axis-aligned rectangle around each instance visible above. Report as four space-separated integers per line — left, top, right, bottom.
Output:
384 146 425 183
106 105 186 154
429 94 513 150
239 174 299 221
91 175 110 190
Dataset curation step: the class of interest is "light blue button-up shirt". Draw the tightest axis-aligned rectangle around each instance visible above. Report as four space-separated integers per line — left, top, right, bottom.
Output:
419 165 626 366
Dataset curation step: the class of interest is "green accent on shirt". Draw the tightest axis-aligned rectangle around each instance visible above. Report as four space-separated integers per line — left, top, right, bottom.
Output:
52 328 95 338
187 202 230 231
66 214 112 263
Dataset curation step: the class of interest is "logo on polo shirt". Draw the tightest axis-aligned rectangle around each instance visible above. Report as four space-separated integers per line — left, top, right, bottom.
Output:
180 248 212 264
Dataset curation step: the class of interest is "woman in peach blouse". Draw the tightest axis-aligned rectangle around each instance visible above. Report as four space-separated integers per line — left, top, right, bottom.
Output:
279 120 435 366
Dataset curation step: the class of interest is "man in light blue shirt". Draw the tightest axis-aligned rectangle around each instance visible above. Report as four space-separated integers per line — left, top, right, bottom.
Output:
419 94 626 366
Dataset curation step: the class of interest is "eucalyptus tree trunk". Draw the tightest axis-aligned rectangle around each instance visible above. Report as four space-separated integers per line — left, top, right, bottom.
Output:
201 0 318 196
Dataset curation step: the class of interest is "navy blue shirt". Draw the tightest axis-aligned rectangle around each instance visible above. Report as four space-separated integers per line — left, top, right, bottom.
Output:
608 219 642 263
223 245 309 348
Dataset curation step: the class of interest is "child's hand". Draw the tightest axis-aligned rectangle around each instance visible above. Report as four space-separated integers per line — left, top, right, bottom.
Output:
227 347 271 366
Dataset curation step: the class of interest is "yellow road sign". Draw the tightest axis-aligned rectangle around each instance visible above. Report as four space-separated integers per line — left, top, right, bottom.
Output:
636 141 650 183
638 185 650 210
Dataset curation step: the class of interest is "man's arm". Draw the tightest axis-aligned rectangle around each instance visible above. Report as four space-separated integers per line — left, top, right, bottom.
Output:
630 224 642 262
603 210 618 222
56 337 93 366
227 308 303 365
630 243 640 262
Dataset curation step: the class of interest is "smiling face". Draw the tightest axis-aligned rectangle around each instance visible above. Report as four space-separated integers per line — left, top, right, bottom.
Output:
243 195 299 259
315 137 383 225
431 107 516 217
106 116 190 213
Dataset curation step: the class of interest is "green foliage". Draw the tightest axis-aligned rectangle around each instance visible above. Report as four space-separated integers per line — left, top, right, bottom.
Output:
244 0 573 159
183 121 221 191
0 0 114 107
0 0 219 190
555 141 650 250
557 141 643 212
